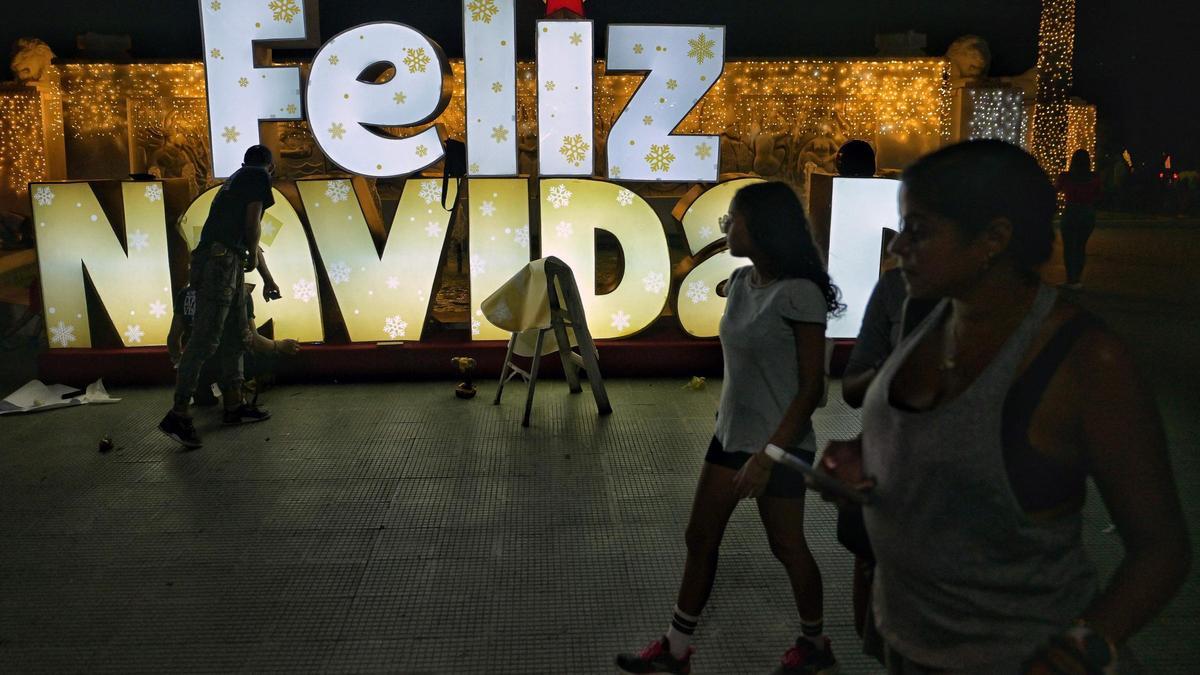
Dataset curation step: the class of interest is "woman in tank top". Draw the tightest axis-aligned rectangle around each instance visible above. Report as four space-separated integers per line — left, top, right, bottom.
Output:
817 140 1190 673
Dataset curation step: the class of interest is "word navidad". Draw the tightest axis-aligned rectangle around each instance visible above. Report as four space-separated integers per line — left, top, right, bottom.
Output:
31 0 895 350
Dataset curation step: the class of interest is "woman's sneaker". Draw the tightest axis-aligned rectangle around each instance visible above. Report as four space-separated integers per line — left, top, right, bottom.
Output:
771 637 838 675
616 636 694 674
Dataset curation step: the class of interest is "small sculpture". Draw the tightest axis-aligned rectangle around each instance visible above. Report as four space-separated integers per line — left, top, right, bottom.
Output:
452 356 478 399
10 38 55 84
946 35 992 81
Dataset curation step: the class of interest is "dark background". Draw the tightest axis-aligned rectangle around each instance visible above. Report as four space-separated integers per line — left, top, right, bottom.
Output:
3 0 1197 170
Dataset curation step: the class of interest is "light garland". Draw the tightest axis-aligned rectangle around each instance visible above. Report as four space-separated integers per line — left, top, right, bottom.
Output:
4 58 951 190
0 86 50 196
965 87 1028 149
1032 0 1075 173
1065 101 1096 170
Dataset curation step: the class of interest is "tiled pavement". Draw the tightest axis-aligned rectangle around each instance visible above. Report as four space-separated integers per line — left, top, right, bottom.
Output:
0 372 1196 673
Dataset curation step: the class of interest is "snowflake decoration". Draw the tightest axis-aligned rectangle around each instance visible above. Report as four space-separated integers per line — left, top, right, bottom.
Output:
471 319 482 336
293 279 317 303
569 32 583 46
143 184 163 202
491 81 503 93
262 220 277 237
393 91 407 105
642 271 666 294
479 201 496 217
149 300 167 319
403 47 431 73
666 79 679 90
33 186 54 206
50 321 77 347
645 144 677 173
418 180 441 205
269 0 301 24
469 163 480 174
124 325 145 344
611 166 622 178
555 221 573 239
547 184 572 209
695 143 712 160
559 134 590 167
328 261 351 285
128 229 150 251
491 125 509 143
383 315 408 340
210 0 221 10
643 115 654 126
416 145 428 158
544 80 556 92
325 180 350 204
688 33 717 64
468 0 499 23
221 126 239 143
328 54 339 66
470 254 487 275
633 44 644 55
238 77 249 88
617 189 635 206
686 280 711 304
425 221 442 238
611 310 632 332
286 103 298 115
386 276 400 290
210 48 223 60
698 225 713 239
328 122 346 140
513 225 530 248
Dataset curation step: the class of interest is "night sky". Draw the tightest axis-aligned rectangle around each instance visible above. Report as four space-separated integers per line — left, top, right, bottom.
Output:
4 0 1196 169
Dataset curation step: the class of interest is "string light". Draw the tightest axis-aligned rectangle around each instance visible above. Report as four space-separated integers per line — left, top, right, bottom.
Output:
1065 100 1096 169
965 87 1028 148
1032 0 1075 173
0 87 49 196
3 57 952 191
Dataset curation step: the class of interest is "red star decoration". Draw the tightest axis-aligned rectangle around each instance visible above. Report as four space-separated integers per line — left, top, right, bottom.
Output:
545 0 586 18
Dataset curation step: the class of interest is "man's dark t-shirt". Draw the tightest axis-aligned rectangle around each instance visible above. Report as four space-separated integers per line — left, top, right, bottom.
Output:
198 166 274 256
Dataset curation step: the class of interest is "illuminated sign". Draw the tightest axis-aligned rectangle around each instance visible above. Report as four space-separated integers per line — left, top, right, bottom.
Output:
34 0 898 349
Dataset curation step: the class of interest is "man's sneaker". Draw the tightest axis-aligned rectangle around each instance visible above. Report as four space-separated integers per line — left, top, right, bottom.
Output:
616 636 693 675
159 411 202 449
771 636 838 675
223 403 271 426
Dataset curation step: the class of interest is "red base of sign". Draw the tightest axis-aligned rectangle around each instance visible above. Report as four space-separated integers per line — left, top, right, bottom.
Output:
38 329 855 386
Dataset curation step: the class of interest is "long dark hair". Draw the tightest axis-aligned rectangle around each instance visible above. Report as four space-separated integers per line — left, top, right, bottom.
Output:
1067 148 1093 181
730 182 844 316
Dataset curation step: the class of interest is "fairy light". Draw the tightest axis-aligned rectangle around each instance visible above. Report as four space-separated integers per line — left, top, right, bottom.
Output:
1032 0 1075 173
965 87 1028 148
0 86 49 195
1 58 951 191
1065 100 1096 170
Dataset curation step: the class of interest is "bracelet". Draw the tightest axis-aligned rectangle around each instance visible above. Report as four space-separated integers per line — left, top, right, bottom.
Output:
1067 619 1117 669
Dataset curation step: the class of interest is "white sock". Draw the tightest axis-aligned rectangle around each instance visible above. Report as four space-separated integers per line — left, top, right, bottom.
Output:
666 605 700 659
801 617 825 648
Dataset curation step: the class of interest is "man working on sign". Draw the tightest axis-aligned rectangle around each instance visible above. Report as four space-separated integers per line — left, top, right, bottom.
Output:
159 145 277 449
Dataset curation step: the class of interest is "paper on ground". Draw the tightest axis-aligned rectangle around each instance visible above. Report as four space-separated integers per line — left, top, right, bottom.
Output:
0 379 120 415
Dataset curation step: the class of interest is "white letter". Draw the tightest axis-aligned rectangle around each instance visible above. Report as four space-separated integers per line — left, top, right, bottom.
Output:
199 0 317 178
307 23 452 178
605 25 724 182
464 0 518 176
537 20 594 176
826 177 901 338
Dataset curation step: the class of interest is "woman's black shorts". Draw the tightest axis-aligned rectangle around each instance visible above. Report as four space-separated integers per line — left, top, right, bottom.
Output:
704 436 813 499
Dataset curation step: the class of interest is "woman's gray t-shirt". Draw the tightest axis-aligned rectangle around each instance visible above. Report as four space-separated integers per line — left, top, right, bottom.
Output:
715 266 828 455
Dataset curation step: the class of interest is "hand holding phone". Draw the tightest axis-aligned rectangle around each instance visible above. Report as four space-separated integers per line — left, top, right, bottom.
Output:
765 440 874 505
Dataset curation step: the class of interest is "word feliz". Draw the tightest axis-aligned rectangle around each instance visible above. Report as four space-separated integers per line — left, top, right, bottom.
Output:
200 0 725 182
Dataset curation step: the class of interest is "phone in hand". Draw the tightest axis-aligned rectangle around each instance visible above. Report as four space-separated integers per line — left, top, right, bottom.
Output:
765 444 871 505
